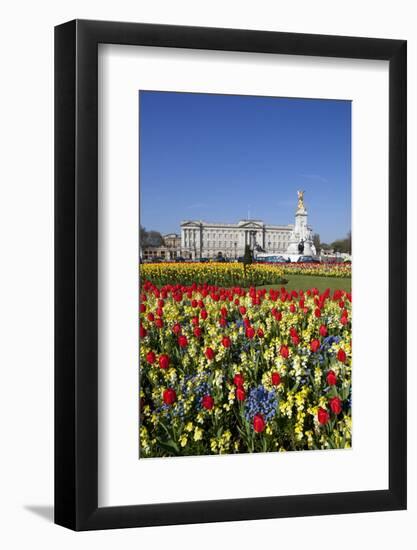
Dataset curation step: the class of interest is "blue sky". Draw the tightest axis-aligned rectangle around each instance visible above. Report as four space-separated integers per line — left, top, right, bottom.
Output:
139 91 351 244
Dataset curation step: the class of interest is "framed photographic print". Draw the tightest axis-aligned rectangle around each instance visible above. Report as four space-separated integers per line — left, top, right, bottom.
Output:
55 20 407 530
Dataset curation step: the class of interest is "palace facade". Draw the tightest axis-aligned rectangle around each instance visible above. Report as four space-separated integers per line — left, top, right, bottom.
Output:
141 192 315 260
180 219 294 259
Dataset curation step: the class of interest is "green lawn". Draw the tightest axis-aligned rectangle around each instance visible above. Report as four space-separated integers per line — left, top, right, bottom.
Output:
257 274 351 293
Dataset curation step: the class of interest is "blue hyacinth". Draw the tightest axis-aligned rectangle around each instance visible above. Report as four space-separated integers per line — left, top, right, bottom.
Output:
177 371 213 410
322 335 341 349
245 385 278 422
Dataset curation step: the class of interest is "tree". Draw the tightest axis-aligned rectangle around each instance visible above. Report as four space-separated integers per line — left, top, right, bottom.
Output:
140 225 164 247
331 239 349 254
312 233 321 251
243 244 253 274
146 231 164 247
329 231 351 254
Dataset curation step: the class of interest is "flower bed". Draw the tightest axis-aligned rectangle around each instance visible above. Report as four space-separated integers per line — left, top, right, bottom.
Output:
280 262 351 278
140 262 286 288
140 262 351 289
139 281 352 457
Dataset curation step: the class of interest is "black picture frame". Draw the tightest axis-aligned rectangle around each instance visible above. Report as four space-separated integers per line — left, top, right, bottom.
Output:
55 19 407 531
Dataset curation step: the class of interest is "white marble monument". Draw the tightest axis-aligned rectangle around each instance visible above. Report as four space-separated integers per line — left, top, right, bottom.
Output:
286 190 315 257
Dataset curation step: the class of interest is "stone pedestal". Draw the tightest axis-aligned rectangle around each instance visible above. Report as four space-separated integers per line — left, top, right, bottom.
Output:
286 204 315 256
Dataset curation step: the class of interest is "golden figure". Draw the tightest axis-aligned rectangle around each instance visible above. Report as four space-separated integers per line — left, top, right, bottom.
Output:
297 190 305 210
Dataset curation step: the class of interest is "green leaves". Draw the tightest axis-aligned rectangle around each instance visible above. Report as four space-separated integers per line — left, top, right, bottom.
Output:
340 384 351 401
156 438 180 456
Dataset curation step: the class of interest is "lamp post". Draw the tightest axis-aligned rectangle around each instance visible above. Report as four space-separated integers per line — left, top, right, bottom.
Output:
234 241 237 259
250 230 256 259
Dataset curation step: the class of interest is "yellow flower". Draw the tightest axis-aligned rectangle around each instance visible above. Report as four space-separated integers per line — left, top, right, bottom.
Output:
194 427 203 441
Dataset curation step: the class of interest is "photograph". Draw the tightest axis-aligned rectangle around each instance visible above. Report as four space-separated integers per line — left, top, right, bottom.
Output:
0 1 409 541
138 91 352 458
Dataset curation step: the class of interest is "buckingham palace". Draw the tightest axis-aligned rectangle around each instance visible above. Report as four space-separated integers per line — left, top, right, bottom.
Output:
180 191 314 259
141 191 315 261
180 219 294 259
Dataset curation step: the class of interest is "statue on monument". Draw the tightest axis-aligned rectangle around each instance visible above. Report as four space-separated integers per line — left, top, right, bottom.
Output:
297 190 305 211
298 239 305 254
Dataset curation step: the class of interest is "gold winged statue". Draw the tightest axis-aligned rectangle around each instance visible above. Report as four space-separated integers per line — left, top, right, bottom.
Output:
297 190 305 210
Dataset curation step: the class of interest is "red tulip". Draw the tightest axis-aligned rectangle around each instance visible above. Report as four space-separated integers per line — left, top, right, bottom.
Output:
329 396 342 415
202 395 214 410
178 335 188 348
146 351 156 364
193 327 202 338
319 325 328 337
253 414 266 433
271 372 281 386
172 323 182 335
280 345 289 359
233 373 244 387
310 339 321 353
326 370 337 386
317 407 329 425
236 387 246 401
139 325 147 338
257 328 264 338
246 326 255 339
291 334 300 346
158 354 170 370
205 347 215 360
222 336 231 348
163 388 177 405
337 349 347 363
